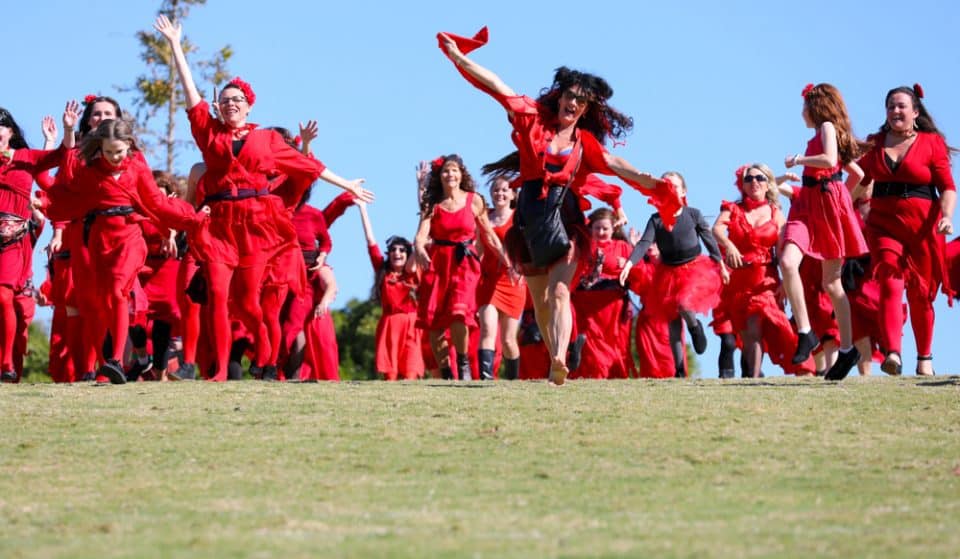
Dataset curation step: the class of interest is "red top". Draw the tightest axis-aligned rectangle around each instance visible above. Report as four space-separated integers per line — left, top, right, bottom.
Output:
368 243 419 315
0 146 64 219
291 203 332 254
430 193 476 242
859 131 956 193
802 131 842 180
720 201 780 265
44 149 199 231
186 100 326 197
591 238 632 280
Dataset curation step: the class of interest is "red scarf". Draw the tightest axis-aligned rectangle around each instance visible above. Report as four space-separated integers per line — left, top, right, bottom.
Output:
740 196 768 211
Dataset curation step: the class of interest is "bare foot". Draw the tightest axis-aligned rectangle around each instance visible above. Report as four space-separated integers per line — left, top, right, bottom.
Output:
549 357 568 386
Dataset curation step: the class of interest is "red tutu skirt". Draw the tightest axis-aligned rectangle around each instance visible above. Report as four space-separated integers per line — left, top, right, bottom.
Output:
645 256 721 321
782 181 868 260
375 311 424 380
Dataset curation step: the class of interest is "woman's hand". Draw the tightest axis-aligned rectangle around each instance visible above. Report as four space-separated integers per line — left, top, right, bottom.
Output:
298 119 318 153
724 245 744 268
314 302 329 318
161 231 179 258
41 116 57 144
62 100 80 132
613 207 628 229
720 264 731 285
618 260 634 286
153 14 182 44
344 178 374 203
439 33 463 61
415 243 431 270
937 216 953 235
784 154 800 169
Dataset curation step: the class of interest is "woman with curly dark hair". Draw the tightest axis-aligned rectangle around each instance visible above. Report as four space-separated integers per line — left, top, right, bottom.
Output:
414 154 508 380
439 28 680 384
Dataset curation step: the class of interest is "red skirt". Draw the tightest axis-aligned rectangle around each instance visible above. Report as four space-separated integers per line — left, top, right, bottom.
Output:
476 272 525 319
375 311 424 380
300 311 339 381
645 256 722 321
417 246 480 331
635 309 676 378
192 195 297 269
0 234 31 290
783 181 868 260
140 256 181 324
89 217 147 299
571 288 635 379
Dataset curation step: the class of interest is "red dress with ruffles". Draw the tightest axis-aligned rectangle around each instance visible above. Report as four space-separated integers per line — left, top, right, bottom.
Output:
627 257 675 378
370 244 423 380
721 201 813 374
782 131 868 260
571 237 635 379
417 193 481 330
477 217 525 318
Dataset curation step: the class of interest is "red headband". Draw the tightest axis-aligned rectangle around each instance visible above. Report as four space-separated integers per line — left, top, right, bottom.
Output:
913 83 924 99
226 77 256 106
801 83 814 98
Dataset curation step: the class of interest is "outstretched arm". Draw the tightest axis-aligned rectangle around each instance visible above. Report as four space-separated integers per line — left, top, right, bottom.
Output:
154 15 202 109
357 200 377 246
603 153 665 191
439 33 515 100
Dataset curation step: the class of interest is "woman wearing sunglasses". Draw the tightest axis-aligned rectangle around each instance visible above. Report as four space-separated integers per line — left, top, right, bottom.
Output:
713 164 816 377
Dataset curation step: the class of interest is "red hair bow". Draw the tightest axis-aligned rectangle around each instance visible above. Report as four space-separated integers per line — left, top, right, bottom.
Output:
913 83 924 99
226 77 256 106
431 156 445 170
293 135 302 147
801 83 814 98
83 94 97 104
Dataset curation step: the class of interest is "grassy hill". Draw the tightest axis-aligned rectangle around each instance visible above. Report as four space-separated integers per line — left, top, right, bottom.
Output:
2 377 958 558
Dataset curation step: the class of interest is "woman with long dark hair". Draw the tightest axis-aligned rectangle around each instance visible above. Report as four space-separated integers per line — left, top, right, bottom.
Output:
857 84 955 376
439 28 679 384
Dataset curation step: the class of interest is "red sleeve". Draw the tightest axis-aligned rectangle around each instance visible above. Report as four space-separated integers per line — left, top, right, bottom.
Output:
321 191 356 226
268 130 325 184
580 175 623 210
42 150 88 221
186 101 216 151
930 135 956 193
131 162 201 231
367 243 385 272
314 210 332 254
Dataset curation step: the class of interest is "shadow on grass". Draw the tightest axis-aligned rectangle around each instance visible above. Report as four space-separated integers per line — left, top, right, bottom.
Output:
916 377 960 387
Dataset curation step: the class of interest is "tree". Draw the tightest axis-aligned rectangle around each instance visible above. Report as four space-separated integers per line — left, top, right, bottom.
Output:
22 322 51 382
333 297 381 380
124 0 232 173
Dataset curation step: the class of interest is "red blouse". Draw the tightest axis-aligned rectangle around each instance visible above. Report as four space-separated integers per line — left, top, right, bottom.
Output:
0 146 64 219
368 243 419 315
720 201 780 266
291 203 332 255
859 131 956 193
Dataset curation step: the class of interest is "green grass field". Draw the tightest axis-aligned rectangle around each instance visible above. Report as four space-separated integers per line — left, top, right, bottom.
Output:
3 377 959 558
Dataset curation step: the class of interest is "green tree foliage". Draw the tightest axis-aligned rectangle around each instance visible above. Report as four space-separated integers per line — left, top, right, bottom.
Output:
124 0 232 173
22 321 51 382
332 298 382 380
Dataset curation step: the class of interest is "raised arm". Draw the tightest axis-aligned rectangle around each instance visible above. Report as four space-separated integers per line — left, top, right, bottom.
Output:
357 200 377 246
154 15 202 109
439 33 516 100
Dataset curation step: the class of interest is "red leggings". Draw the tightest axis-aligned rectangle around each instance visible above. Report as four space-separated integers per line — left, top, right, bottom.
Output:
261 284 289 367
875 255 934 355
0 286 14 372
206 262 269 381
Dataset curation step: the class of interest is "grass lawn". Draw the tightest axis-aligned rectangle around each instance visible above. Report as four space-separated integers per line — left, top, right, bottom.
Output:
2 376 959 558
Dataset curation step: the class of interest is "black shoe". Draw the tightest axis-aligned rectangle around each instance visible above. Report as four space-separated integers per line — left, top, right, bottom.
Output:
477 349 496 381
248 364 263 380
81 371 97 382
824 348 860 381
1 371 17 383
97 359 127 385
880 351 902 376
689 320 707 355
567 333 587 372
718 369 735 379
456 354 472 381
675 367 686 379
126 358 153 382
173 362 196 381
261 365 278 382
792 331 820 364
440 366 454 380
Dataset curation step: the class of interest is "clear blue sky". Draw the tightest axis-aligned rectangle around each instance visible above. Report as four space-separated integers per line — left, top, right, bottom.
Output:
6 0 960 376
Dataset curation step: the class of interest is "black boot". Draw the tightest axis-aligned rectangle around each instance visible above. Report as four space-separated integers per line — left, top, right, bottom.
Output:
824 347 860 381
675 366 686 379
502 358 519 380
227 361 245 381
456 354 472 381
173 362 196 381
718 369 735 379
440 366 453 380
567 333 587 372
689 320 708 355
478 349 496 380
98 359 127 385
792 331 820 364
261 365 278 382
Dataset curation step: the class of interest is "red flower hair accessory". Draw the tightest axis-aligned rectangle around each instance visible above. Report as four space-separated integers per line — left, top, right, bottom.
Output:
913 83 924 99
83 94 97 104
293 135 302 147
733 164 750 191
226 77 256 106
801 83 814 98
431 156 445 170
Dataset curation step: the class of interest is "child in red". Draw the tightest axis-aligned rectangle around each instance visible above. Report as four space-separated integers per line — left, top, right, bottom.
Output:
622 173 724 378
857 84 956 376
44 117 203 384
781 83 869 380
572 207 635 379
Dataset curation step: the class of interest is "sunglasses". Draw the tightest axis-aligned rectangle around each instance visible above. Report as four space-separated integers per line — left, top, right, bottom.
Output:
561 89 591 105
743 174 769 184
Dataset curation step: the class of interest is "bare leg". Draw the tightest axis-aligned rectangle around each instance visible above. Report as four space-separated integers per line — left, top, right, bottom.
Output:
742 315 763 378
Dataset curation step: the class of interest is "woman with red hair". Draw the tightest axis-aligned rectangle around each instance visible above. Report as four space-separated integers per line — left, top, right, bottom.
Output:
857 84 955 376
156 15 372 381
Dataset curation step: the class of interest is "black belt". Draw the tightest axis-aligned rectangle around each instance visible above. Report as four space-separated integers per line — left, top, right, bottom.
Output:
201 188 269 206
83 206 135 245
873 182 938 201
802 172 843 192
51 250 71 260
432 238 477 263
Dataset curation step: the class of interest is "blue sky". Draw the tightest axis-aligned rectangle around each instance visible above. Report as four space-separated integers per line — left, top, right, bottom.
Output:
6 0 960 376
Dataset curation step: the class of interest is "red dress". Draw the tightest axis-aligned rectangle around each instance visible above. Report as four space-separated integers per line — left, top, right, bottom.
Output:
627 258 675 378
299 266 339 382
417 193 481 330
722 201 814 374
859 131 955 356
476 217 525 318
782 131 868 260
516 289 550 380
572 237 635 379
370 244 423 380
186 101 324 269
139 219 181 326
281 204 330 353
